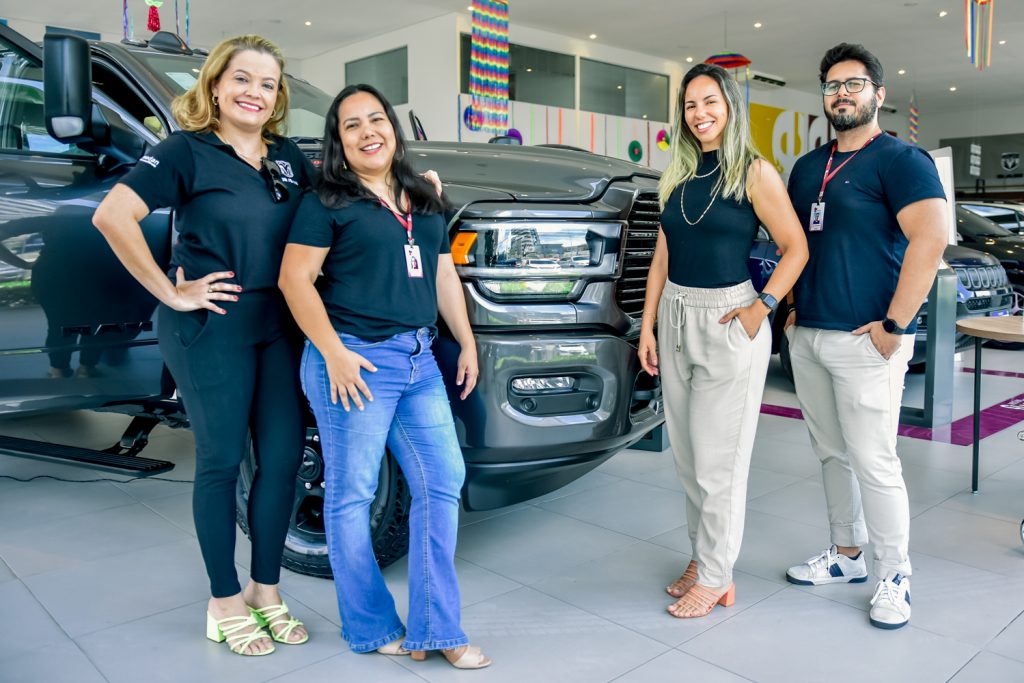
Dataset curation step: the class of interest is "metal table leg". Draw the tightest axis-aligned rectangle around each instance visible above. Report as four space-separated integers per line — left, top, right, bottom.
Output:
972 337 981 494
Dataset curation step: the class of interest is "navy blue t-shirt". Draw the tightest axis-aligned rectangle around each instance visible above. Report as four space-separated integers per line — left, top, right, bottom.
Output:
119 131 313 293
787 134 945 333
287 194 451 341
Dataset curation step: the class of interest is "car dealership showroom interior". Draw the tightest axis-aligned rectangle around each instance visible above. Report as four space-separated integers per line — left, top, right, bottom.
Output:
2 0 1024 681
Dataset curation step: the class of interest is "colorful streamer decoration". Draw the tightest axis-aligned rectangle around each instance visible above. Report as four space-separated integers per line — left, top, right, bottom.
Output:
122 0 129 40
656 129 671 151
628 140 643 163
145 0 163 33
908 94 920 145
185 0 190 45
706 52 752 107
965 0 995 71
468 0 510 135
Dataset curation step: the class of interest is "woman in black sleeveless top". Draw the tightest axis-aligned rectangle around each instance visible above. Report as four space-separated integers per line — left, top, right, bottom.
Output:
638 63 808 618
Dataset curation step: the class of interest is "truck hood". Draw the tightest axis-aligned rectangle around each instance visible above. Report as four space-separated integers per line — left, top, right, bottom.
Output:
943 244 1002 267
405 141 659 201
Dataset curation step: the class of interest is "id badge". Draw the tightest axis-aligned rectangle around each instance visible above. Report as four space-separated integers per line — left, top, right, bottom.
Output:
404 244 423 278
809 202 825 232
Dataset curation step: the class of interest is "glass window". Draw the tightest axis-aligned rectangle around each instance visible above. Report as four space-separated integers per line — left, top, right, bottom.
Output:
460 34 574 109
346 47 408 106
580 58 668 121
0 43 90 156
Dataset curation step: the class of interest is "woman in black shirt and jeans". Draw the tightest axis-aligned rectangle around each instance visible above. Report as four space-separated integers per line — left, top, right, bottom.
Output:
279 84 490 669
93 35 312 656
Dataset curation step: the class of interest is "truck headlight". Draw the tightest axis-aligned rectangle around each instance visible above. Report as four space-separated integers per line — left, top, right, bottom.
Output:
451 221 621 301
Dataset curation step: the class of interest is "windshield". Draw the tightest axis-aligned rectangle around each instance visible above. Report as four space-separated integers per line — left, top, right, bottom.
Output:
957 208 1015 238
132 52 333 139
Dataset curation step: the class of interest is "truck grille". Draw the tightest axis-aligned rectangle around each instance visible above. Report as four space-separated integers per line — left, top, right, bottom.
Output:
615 192 660 319
954 265 1008 290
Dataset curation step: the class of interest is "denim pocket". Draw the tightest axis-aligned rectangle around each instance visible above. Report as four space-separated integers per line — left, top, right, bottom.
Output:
339 332 387 349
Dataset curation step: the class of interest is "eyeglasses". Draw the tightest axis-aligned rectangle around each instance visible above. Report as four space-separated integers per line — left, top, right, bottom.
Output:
260 157 289 204
821 78 879 96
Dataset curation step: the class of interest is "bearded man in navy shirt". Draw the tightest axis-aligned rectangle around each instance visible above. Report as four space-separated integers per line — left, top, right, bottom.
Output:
781 43 948 630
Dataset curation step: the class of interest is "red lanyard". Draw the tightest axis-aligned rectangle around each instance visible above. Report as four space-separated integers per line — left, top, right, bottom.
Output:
378 197 413 245
817 133 881 203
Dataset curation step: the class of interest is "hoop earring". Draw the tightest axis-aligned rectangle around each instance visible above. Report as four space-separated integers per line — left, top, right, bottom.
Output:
212 95 219 108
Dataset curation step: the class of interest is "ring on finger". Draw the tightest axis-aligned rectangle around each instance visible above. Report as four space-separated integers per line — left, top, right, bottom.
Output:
207 285 215 294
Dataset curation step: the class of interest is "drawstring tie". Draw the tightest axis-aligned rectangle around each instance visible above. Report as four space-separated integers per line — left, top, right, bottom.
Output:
669 292 685 352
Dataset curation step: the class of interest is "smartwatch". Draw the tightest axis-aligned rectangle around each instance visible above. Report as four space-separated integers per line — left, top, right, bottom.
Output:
882 317 907 335
757 292 779 312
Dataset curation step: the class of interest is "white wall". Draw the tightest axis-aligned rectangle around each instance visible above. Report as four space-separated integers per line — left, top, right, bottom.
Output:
918 101 1022 149
5 17 120 43
295 13 460 141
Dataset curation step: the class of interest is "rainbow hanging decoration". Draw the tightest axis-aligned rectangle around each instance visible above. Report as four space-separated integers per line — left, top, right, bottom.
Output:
908 94 920 145
122 0 129 40
965 0 995 71
468 0 510 135
706 52 752 107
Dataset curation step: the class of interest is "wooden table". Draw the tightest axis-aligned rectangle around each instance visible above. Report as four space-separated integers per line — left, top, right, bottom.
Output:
955 316 1024 492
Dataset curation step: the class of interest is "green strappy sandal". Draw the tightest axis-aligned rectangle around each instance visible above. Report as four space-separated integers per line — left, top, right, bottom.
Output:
248 601 309 645
206 612 274 656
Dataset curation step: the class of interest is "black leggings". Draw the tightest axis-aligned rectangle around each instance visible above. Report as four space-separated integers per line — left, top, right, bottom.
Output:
158 293 305 597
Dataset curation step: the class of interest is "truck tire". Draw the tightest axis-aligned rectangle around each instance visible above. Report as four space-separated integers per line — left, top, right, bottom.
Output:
236 428 411 578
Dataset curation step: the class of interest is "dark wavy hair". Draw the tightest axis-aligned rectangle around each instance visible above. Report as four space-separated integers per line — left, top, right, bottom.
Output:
316 83 445 214
819 43 884 87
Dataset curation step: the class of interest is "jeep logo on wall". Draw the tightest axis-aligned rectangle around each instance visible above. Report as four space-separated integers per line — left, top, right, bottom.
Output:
1002 153 1020 172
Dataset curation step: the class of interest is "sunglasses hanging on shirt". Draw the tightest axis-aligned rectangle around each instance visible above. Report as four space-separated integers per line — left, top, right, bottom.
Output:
260 157 290 204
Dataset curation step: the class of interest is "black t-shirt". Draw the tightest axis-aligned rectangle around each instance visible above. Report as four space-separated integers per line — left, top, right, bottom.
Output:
787 133 945 333
287 194 451 341
119 130 313 292
660 151 759 288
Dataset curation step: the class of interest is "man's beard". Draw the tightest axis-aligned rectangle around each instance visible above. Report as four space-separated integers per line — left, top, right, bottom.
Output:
826 97 878 132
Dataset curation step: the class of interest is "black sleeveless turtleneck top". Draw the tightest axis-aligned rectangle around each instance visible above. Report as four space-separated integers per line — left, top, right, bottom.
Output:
659 150 759 288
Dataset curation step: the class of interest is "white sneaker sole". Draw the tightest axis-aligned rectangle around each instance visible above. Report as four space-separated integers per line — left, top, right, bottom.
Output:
786 573 868 586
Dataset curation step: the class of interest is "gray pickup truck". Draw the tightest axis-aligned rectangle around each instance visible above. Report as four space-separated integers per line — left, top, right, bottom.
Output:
0 28 664 577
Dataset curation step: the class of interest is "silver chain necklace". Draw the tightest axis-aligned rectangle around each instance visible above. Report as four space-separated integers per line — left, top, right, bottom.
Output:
680 164 722 226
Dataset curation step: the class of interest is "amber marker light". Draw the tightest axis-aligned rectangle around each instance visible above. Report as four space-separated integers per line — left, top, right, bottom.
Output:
450 232 478 265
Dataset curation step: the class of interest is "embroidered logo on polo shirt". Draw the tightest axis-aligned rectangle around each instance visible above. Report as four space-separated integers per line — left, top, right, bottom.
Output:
140 155 159 168
276 160 299 186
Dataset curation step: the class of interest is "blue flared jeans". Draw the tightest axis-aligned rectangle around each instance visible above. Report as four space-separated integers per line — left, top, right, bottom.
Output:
301 328 468 653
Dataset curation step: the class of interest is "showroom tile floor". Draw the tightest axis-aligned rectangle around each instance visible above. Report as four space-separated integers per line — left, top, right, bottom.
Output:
1 351 1023 682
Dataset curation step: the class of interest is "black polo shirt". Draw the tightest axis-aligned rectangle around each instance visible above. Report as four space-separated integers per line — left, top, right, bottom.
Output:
119 130 313 292
287 194 451 341
787 134 945 333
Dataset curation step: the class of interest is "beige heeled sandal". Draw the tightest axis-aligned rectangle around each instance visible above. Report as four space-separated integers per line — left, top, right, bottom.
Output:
410 645 492 669
666 560 699 598
667 582 736 619
377 638 411 656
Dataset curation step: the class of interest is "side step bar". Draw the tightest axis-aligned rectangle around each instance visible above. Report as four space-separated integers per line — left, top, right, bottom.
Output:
0 434 174 477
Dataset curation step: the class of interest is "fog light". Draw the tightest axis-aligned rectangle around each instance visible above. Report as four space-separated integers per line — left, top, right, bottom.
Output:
511 376 574 393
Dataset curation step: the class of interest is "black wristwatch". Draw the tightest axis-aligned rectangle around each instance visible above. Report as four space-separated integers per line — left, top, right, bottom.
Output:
882 317 907 335
757 292 778 312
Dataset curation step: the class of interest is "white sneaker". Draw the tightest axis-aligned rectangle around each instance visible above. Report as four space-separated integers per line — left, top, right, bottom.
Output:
785 545 868 586
869 572 911 630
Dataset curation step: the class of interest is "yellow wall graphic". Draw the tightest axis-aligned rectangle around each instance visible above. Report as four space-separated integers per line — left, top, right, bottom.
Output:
749 103 833 180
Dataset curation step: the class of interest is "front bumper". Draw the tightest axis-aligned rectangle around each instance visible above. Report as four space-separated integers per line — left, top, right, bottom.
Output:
434 330 663 511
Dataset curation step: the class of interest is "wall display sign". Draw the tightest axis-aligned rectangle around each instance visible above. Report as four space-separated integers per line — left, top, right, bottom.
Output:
969 142 982 177
1002 153 1020 173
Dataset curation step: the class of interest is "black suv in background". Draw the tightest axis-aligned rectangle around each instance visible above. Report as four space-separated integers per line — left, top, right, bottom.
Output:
0 28 665 576
954 205 1024 316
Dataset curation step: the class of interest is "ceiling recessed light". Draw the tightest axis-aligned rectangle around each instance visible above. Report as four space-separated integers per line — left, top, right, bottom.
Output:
898 69 906 75
616 84 623 89
589 33 597 40
526 67 533 72
938 10 948 17
753 22 763 28
304 20 311 26
949 86 957 91
685 56 694 63
467 5 473 10
999 39 1007 45
642 114 648 119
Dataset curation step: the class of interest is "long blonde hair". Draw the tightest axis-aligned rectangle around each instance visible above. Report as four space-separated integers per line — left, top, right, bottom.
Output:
658 63 761 208
171 35 290 139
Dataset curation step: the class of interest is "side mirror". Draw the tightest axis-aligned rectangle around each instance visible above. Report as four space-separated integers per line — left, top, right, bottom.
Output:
43 33 93 142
